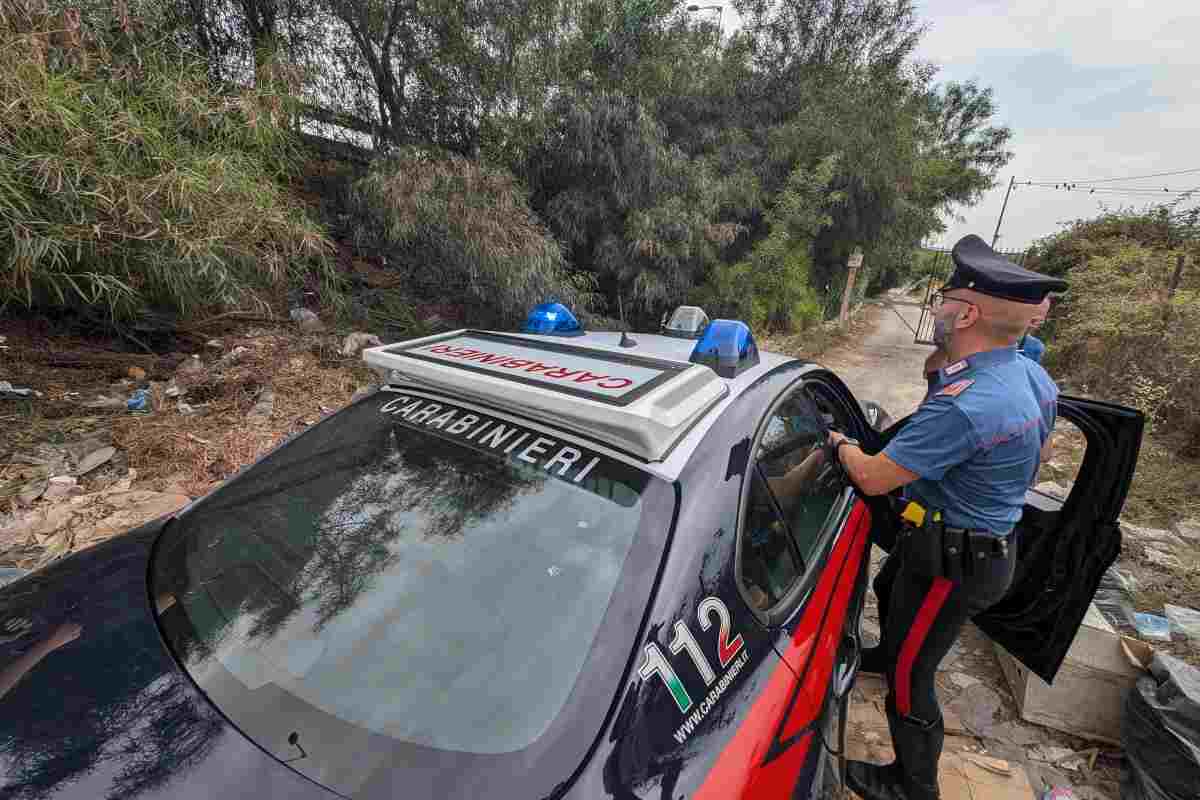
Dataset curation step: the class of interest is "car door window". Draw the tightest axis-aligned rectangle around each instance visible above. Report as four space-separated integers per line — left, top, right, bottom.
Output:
740 469 802 612
756 386 844 564
1032 417 1086 503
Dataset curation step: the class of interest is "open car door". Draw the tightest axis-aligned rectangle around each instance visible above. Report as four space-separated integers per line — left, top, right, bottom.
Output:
807 379 1144 685
973 395 1144 683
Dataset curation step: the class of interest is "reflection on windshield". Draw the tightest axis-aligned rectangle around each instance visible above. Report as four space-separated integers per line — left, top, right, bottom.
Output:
155 393 649 755
0 569 224 800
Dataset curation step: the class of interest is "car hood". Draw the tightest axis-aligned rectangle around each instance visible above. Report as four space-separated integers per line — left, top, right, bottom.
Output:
0 520 341 800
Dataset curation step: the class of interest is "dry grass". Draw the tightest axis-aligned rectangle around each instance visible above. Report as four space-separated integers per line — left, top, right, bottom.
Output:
1046 421 1200 536
0 320 386 574
0 333 126 462
348 151 596 328
1 321 374 500
1122 435 1200 529
110 330 375 496
0 2 337 325
1041 419 1200 664
759 303 876 361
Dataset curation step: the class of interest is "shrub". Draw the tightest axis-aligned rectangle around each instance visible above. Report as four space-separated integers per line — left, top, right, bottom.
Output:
1046 239 1199 449
864 245 913 295
1026 209 1182 280
691 260 768 330
690 156 835 333
347 149 596 329
0 2 336 325
692 236 822 332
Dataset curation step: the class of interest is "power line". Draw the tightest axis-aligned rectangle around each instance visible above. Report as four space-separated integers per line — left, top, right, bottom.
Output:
1018 182 1200 197
1025 183 1191 191
1024 182 1195 192
1034 167 1200 185
1084 195 1194 202
1025 182 1190 191
986 171 1200 250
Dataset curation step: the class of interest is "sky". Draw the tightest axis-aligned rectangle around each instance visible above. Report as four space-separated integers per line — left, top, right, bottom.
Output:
914 0 1200 251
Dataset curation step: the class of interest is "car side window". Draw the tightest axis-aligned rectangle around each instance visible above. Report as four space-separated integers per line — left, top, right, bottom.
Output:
755 386 844 565
739 469 802 612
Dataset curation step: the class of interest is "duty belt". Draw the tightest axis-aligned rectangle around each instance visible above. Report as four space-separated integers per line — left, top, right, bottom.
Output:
895 500 1010 578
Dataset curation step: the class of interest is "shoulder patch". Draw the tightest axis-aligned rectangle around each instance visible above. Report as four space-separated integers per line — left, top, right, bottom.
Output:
944 360 969 376
937 379 975 398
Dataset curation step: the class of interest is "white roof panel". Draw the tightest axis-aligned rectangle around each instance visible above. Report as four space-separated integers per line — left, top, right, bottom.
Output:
363 330 730 461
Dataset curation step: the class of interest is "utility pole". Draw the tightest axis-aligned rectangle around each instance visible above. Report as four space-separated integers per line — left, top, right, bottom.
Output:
991 175 1016 249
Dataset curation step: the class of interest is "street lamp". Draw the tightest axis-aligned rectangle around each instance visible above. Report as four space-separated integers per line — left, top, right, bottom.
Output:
686 4 723 49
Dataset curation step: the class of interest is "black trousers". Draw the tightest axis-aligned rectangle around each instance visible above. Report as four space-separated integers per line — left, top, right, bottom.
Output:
869 509 1016 724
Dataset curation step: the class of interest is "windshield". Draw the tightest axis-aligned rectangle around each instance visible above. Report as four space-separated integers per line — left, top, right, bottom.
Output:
152 389 671 793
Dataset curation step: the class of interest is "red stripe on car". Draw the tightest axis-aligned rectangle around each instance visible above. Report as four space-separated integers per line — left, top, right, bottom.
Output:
692 500 871 799
777 501 872 740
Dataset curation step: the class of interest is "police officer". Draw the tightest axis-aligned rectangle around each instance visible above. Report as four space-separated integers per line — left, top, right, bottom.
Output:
827 234 1067 800
1016 295 1051 363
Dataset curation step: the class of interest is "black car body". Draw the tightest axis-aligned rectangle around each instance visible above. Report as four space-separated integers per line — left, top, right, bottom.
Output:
0 328 1143 800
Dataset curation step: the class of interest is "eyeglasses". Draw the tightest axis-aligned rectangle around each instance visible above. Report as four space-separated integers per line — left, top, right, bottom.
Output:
930 292 977 311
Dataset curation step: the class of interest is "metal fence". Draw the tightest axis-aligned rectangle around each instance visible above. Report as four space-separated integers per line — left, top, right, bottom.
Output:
913 247 1028 344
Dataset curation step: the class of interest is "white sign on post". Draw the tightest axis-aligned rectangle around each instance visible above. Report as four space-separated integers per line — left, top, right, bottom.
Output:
840 249 865 323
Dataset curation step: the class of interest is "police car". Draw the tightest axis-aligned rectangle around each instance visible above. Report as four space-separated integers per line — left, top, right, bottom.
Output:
0 303 1142 800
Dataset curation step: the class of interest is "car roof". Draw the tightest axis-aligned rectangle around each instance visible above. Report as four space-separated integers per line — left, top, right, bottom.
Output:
363 328 800 478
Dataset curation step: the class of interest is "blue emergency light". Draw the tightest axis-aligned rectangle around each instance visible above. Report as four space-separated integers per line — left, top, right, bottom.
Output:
689 319 760 378
522 301 585 336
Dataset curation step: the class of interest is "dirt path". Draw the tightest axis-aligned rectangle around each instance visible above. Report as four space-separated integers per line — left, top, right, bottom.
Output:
820 290 931 420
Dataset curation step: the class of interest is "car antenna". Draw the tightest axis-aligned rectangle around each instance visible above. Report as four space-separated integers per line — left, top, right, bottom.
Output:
617 291 637 348
283 731 308 763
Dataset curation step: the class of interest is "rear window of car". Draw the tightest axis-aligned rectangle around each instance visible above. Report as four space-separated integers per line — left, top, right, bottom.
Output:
152 389 666 761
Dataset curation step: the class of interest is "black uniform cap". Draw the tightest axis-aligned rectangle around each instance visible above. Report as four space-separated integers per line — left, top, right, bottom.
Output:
945 235 1068 304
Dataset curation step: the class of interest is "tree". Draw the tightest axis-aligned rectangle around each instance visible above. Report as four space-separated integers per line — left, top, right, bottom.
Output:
310 0 584 153
694 155 841 330
651 1 1011 305
733 0 925 76
524 90 729 319
800 72 1011 295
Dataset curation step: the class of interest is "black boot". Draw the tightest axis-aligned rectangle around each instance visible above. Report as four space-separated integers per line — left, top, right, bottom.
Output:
889 708 942 799
845 760 907 800
845 707 942 800
858 645 889 675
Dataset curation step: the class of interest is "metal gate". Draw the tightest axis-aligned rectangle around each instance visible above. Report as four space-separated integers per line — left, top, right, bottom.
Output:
912 247 1028 344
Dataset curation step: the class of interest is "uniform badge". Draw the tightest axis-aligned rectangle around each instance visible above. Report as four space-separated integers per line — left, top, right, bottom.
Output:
937 379 974 398
944 360 968 376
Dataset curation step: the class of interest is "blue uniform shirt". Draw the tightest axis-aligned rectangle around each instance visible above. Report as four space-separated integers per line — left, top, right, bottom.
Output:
1019 334 1045 364
883 346 1058 535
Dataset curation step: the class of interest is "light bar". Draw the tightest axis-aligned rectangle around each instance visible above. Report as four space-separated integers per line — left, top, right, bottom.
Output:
362 330 729 461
